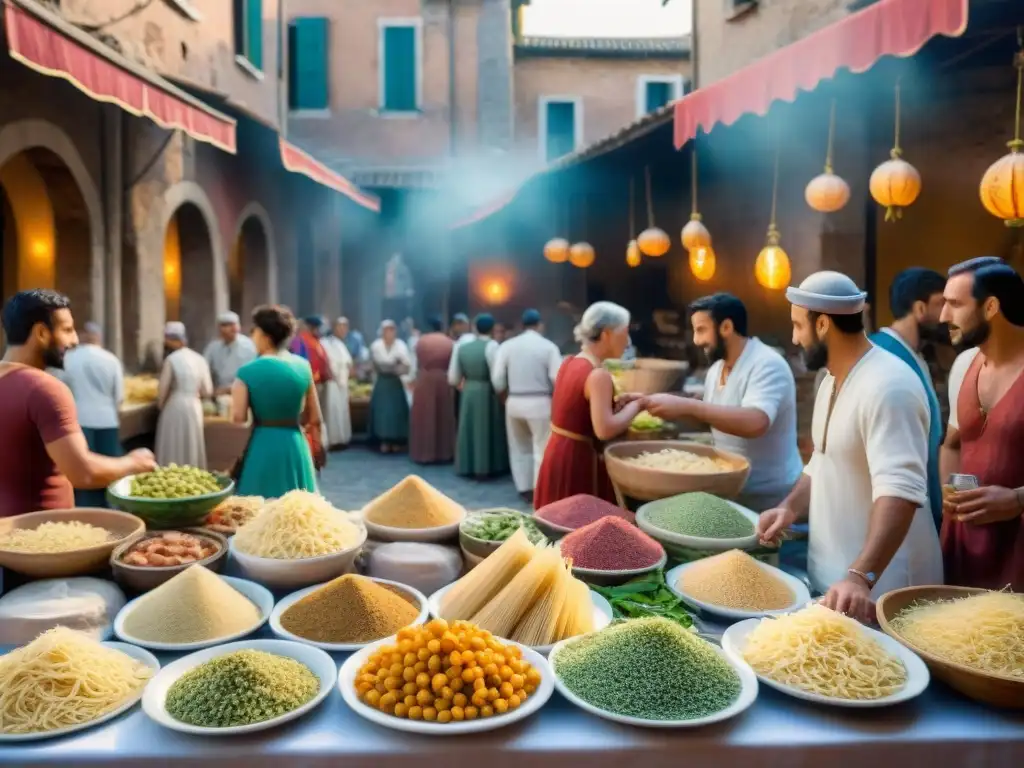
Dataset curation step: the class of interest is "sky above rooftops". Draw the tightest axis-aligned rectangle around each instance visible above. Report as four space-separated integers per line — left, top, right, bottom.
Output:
523 0 691 38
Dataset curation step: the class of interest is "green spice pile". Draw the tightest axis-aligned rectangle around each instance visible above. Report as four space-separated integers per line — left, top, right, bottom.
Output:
592 570 695 631
553 617 741 721
165 650 319 727
644 492 754 539
462 510 547 545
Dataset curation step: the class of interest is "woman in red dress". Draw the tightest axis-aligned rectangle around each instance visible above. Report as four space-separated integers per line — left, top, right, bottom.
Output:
534 302 646 509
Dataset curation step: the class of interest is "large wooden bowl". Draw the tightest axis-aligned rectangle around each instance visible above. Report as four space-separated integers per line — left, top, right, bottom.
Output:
612 358 688 395
876 585 1024 709
604 440 750 502
0 508 146 577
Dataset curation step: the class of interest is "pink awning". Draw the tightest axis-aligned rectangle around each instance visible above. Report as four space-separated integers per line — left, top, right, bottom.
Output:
279 139 380 213
673 0 969 148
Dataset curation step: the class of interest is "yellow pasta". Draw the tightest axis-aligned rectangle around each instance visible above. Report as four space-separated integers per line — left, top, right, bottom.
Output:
233 491 361 559
438 527 535 620
0 521 111 553
472 547 560 638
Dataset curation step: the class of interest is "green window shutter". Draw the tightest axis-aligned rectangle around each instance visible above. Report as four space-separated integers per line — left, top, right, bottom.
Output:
545 101 576 162
246 0 263 70
291 18 329 110
645 81 673 113
383 26 417 111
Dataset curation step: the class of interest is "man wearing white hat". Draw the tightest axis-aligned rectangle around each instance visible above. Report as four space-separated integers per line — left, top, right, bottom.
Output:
203 312 257 398
759 271 943 622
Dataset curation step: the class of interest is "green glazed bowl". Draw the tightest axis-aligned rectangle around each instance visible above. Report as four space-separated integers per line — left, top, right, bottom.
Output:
106 473 235 528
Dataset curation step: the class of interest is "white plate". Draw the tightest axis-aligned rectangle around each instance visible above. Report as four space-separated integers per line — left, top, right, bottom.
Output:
142 639 335 735
270 577 430 651
549 634 758 728
427 582 614 655
339 634 554 735
113 575 273 651
361 506 466 543
721 618 930 708
636 499 760 552
0 641 159 742
228 523 368 590
666 560 811 620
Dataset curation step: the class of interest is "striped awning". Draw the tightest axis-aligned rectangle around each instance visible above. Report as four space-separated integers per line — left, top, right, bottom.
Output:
279 139 381 213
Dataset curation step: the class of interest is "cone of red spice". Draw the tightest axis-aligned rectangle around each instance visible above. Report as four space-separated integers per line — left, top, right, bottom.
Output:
560 516 664 571
535 494 635 530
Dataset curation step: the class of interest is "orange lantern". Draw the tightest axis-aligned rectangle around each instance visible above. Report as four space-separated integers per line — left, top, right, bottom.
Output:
626 239 641 267
870 153 921 222
755 225 791 290
689 244 716 281
638 227 670 258
543 237 570 263
979 53 1024 226
806 172 851 213
569 242 595 268
681 214 711 251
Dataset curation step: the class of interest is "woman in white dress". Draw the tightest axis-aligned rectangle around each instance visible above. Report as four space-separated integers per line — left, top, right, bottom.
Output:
155 322 213 467
321 318 353 449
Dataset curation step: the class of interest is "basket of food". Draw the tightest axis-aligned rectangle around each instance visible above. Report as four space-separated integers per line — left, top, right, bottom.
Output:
626 410 673 441
876 586 1024 709
604 440 750 502
0 509 145 578
106 465 235 529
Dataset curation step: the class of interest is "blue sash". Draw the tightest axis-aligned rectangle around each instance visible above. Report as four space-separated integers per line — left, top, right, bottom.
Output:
870 331 943 529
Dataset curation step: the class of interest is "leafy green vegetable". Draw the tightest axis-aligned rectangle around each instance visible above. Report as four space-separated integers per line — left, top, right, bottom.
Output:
462 511 547 545
592 570 695 631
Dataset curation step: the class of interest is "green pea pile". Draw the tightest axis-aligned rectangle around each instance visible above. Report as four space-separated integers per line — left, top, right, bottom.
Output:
165 650 319 728
644 492 754 539
553 617 741 721
129 464 222 499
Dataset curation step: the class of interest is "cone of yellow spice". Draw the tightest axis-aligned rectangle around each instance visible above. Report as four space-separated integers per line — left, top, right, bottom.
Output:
354 619 541 723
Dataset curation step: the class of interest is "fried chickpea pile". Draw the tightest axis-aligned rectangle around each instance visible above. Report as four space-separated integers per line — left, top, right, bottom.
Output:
354 619 541 723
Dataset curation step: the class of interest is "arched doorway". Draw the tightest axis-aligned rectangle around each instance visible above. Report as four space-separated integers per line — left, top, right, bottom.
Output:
0 147 96 327
164 202 217 351
229 206 273 326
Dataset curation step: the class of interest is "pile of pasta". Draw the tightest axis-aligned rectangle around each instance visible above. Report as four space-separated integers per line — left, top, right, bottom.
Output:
232 491 362 560
438 528 594 646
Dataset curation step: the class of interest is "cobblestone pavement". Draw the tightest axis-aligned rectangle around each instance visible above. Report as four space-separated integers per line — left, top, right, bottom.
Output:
317 446 529 513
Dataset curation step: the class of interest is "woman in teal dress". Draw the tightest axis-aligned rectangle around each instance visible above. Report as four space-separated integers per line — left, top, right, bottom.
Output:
231 305 320 496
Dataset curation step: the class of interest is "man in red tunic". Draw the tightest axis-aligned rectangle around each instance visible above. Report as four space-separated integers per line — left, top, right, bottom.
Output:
940 258 1024 590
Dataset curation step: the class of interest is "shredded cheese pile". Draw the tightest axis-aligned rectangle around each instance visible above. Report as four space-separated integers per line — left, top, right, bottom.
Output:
233 491 362 559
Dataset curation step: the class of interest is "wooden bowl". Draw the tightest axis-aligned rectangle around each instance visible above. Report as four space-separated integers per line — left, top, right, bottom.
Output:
604 441 751 502
613 358 687 394
110 528 228 594
876 585 1024 709
0 509 145 577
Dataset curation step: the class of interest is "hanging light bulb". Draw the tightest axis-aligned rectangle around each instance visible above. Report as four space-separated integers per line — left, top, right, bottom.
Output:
638 166 669 257
569 242 595 268
544 238 570 263
626 240 641 267
689 244 716 281
979 48 1024 226
755 225 791 290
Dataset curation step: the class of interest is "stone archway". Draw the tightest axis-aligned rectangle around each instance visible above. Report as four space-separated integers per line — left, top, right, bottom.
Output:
230 202 277 326
0 120 105 333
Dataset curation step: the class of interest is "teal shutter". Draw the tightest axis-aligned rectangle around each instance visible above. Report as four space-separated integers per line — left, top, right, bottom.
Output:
545 102 576 162
645 81 673 113
291 18 329 110
383 26 417 111
246 0 263 70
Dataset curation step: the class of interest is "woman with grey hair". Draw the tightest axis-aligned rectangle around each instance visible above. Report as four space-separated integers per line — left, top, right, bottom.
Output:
155 321 213 467
368 320 412 453
533 302 646 508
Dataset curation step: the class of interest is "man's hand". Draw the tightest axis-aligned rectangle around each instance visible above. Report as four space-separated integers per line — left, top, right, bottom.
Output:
757 506 796 546
643 393 694 420
127 448 157 474
823 576 875 624
949 486 1023 525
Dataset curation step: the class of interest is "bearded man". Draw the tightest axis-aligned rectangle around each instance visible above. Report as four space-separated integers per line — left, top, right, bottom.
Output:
758 272 942 623
644 293 802 512
939 257 1024 590
870 268 948 529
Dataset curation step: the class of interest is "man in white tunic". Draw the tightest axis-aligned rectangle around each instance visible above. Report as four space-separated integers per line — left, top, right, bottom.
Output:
155 322 213 468
203 312 256 414
759 272 943 622
321 317 353 449
646 293 802 512
491 309 563 502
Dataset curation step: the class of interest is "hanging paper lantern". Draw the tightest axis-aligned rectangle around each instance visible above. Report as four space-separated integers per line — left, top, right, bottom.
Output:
543 238 570 263
689 245 716 282
869 153 921 222
626 240 641 268
805 171 851 213
681 214 711 251
755 244 791 290
569 242 595 269
980 141 1024 227
637 227 670 258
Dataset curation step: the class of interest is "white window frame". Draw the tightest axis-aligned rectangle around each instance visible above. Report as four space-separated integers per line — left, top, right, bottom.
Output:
538 96 584 164
635 74 686 118
377 17 424 117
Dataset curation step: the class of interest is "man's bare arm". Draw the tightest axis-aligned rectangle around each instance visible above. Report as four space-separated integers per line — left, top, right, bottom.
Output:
46 433 153 489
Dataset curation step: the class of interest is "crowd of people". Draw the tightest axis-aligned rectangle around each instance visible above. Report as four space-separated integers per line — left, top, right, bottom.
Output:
1 252 1021 619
